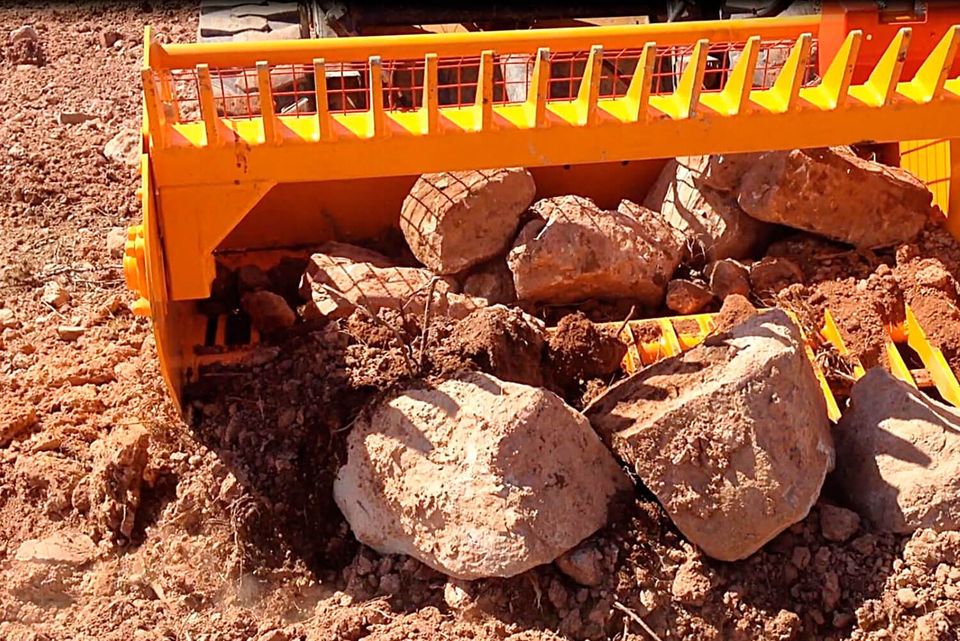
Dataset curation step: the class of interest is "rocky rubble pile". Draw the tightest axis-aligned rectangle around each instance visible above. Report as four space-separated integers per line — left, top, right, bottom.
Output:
170 145 960 639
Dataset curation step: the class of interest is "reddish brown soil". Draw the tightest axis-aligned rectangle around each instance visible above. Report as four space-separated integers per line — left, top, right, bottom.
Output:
3 4 960 641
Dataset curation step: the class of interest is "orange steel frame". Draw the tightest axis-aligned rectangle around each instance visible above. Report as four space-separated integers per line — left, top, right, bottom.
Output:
126 11 960 408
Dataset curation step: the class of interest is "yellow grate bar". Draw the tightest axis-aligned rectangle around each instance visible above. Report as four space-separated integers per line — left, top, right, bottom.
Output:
143 20 960 190
784 309 842 422
820 308 867 379
904 304 960 406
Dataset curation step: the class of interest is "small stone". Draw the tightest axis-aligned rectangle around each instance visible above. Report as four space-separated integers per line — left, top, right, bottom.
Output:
103 129 140 167
791 546 811 570
555 543 604 587
671 557 713 606
98 30 122 48
896 587 918 609
666 279 713 314
749 256 804 296
1 402 37 446
0 308 20 330
706 258 751 299
236 265 271 292
819 503 861 542
57 325 85 342
822 571 841 612
42 281 70 309
57 111 97 125
240 291 296 333
10 25 38 42
833 612 854 629
15 532 96 566
443 579 482 620
106 227 127 259
378 573 401 595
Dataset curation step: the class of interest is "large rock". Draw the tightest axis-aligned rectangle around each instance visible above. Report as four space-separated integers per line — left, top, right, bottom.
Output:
300 250 483 321
737 147 932 248
585 309 833 561
834 369 960 534
507 196 683 305
644 158 772 261
400 168 536 275
334 371 630 579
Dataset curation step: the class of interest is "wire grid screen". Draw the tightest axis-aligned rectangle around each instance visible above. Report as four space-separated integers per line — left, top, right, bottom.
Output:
156 37 819 123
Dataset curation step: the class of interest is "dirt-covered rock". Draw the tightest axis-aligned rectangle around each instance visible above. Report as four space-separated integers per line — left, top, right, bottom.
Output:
334 371 630 579
547 312 626 388
240 290 296 333
665 279 712 314
834 368 960 534
400 168 536 274
644 158 772 261
300 251 483 321
1 400 37 446
443 305 547 387
706 258 751 300
585 309 833 561
738 147 933 248
88 423 149 540
507 196 683 305
750 256 805 297
819 503 861 543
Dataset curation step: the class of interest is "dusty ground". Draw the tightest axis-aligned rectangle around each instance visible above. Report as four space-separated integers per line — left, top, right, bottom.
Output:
3 3 960 641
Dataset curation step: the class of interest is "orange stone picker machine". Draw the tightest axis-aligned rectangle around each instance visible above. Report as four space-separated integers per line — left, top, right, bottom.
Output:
125 2 960 416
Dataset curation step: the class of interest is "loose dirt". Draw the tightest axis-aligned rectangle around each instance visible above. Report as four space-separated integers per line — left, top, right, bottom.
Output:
4 4 960 641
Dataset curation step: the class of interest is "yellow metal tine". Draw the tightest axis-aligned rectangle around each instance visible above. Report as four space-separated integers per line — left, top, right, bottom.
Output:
313 58 332 141
526 47 550 128
884 337 918 388
817 29 862 108
256 61 278 144
423 53 439 133
659 319 682 356
821 308 866 378
770 33 812 111
624 42 655 121
719 36 760 115
620 324 643 373
804 341 843 422
140 68 166 148
906 25 960 102
196 63 219 146
676 38 709 118
477 49 494 131
368 55 386 138
860 28 912 106
577 45 603 126
905 304 960 406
